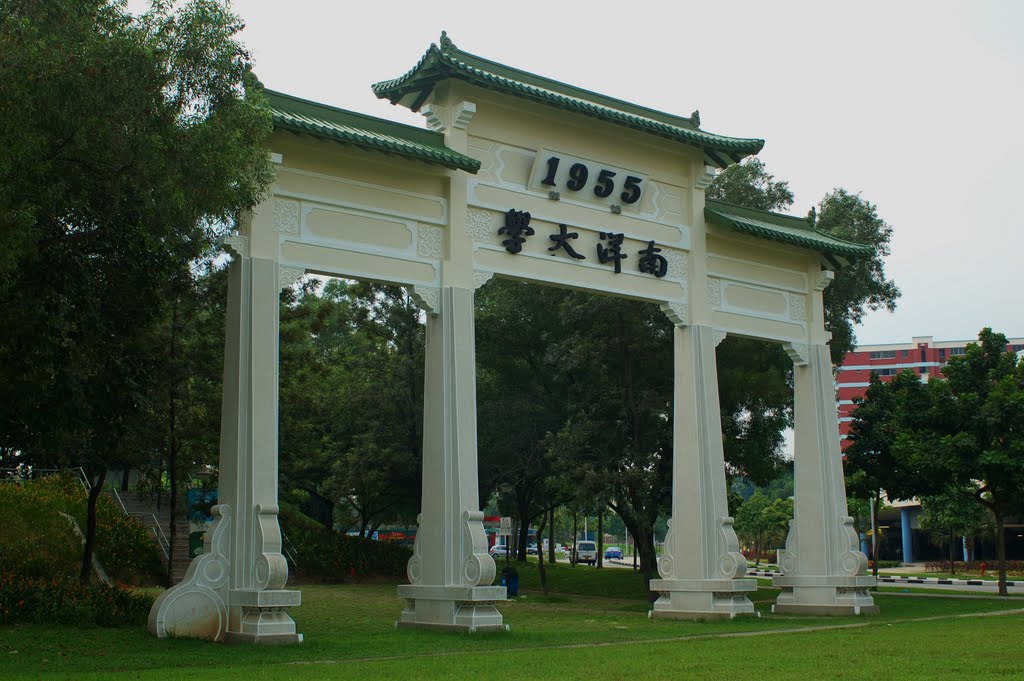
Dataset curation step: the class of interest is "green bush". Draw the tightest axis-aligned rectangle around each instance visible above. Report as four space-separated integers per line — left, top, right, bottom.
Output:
0 475 164 584
284 525 412 582
0 572 154 626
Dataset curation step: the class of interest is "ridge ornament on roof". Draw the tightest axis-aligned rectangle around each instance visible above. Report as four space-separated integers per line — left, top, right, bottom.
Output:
372 32 764 169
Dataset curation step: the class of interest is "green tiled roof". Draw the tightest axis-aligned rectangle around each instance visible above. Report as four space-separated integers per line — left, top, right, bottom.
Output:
372 33 764 168
705 200 875 261
266 89 480 173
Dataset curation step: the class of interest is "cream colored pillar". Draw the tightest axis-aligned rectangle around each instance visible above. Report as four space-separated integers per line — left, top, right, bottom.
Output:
397 94 505 631
396 286 506 631
649 324 756 620
149 235 302 643
772 338 876 614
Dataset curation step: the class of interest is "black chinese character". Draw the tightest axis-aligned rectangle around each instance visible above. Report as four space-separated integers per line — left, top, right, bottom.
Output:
638 240 668 278
547 223 586 260
498 209 534 254
597 232 627 273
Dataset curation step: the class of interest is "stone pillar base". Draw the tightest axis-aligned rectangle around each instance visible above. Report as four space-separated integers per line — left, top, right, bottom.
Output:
225 589 303 644
648 578 757 620
396 584 508 632
771 575 877 615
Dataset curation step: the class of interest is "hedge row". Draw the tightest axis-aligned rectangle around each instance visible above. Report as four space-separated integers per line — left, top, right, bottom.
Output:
285 525 412 582
925 559 1024 574
0 572 154 626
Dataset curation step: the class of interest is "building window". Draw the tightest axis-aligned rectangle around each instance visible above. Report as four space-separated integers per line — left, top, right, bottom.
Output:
874 368 897 376
950 347 966 356
869 350 897 359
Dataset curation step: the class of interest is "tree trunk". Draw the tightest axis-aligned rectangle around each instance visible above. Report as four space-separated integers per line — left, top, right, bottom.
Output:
516 501 530 562
571 514 577 567
165 291 182 588
536 513 548 595
597 509 604 568
871 495 880 580
548 507 556 564
80 467 108 584
949 529 956 575
994 508 1007 597
633 524 657 601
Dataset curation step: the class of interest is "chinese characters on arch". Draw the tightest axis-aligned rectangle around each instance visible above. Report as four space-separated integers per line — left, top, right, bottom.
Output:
497 209 668 279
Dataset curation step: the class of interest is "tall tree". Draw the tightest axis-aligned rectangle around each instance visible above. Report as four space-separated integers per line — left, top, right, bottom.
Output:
813 189 900 360
706 158 794 211
932 329 1024 594
0 0 272 582
844 370 938 577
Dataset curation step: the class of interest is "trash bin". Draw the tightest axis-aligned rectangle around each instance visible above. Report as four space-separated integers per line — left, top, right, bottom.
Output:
500 566 519 597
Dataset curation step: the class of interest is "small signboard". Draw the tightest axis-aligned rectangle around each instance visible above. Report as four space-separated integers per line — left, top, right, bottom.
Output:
499 516 512 535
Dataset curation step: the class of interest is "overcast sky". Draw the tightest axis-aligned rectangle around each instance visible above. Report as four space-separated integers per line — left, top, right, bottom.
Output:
212 0 1022 347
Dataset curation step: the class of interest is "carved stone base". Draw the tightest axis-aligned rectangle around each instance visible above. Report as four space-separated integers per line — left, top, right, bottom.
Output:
396 584 508 632
648 578 757 620
772 575 878 615
224 589 302 644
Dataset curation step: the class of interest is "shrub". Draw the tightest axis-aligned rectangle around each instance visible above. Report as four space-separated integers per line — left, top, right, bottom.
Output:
0 475 164 584
284 525 412 583
924 560 1024 574
0 572 155 626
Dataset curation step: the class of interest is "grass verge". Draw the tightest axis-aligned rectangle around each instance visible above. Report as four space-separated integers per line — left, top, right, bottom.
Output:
2 562 1022 680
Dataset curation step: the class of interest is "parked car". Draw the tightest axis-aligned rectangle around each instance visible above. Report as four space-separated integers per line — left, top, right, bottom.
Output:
490 544 510 558
604 546 624 560
574 540 598 565
526 543 538 555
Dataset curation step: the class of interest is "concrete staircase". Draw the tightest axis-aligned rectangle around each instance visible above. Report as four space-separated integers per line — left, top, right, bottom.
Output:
108 490 192 584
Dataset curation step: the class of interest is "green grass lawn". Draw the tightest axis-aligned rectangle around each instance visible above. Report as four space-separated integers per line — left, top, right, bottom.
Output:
3 562 1022 680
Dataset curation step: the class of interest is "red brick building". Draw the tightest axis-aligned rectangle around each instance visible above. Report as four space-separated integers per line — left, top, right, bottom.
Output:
837 335 1024 450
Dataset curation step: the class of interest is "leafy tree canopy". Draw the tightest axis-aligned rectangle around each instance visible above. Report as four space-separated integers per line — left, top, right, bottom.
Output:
0 0 272 580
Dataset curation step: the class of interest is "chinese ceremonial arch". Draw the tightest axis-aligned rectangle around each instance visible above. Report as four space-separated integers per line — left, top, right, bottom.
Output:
150 33 877 643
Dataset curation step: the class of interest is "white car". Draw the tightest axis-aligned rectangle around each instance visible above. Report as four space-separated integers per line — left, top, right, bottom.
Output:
489 544 510 558
574 540 598 565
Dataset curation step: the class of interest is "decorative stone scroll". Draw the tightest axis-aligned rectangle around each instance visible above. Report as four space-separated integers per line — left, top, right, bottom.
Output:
417 224 444 260
273 198 300 235
783 342 809 366
220 233 248 258
788 293 807 321
694 165 716 190
410 286 440 315
279 265 305 290
473 270 494 290
813 269 835 291
466 208 494 242
149 504 232 640
706 278 722 306
660 301 689 327
462 510 496 586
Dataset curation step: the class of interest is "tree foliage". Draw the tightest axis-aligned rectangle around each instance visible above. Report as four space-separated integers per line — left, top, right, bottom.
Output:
813 189 900 359
706 158 794 211
278 280 424 536
0 0 272 581
845 329 1024 594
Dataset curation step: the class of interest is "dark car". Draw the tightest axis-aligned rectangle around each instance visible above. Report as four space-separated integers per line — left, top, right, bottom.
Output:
604 546 624 560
